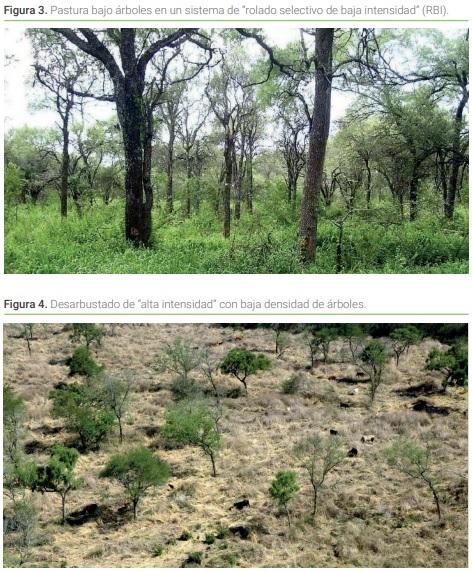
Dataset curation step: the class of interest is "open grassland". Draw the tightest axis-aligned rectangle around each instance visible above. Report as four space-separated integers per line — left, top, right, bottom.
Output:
3 324 468 567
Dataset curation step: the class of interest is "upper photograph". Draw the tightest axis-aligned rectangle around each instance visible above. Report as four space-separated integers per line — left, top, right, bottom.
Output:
4 28 469 274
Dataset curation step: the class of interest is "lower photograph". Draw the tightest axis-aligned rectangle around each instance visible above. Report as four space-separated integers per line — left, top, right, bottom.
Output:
3 323 468 568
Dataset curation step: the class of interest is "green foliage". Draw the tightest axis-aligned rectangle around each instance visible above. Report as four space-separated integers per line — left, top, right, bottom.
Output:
281 373 302 395
155 337 203 399
385 438 442 522
70 324 104 349
294 434 346 518
162 400 221 477
391 326 422 366
425 343 468 389
4 163 24 208
360 340 387 405
304 326 338 365
274 326 290 357
66 346 102 378
32 444 83 524
100 446 170 519
220 349 271 395
151 544 164 557
3 385 27 462
268 470 299 525
4 201 467 274
4 499 38 565
182 551 203 567
49 380 115 451
97 372 132 443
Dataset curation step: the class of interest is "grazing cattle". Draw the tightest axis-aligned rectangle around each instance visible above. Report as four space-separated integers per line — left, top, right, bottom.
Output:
361 435 375 443
348 447 358 457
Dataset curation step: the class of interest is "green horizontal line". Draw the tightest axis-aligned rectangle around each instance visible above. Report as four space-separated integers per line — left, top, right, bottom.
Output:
3 313 468 317
4 19 468 23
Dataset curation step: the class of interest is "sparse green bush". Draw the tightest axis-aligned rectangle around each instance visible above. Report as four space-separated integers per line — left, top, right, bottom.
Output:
425 342 468 389
162 400 220 477
385 438 442 522
66 346 102 378
182 551 203 567
281 374 302 394
31 444 83 525
49 380 115 451
70 323 104 349
151 544 164 557
179 530 193 541
204 533 216 545
220 349 271 395
4 499 38 565
100 446 171 520
3 385 27 462
268 470 299 526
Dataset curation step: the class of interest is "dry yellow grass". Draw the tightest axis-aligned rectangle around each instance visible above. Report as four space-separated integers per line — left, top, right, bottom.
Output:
3 323 468 568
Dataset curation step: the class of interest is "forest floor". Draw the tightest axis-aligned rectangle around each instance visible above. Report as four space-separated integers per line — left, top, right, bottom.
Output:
3 324 468 568
4 201 469 273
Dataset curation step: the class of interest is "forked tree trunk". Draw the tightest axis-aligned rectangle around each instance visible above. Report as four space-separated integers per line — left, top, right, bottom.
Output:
299 29 334 263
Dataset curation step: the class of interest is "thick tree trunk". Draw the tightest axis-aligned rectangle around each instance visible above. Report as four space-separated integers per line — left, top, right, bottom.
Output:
299 29 334 263
117 82 152 246
446 87 468 219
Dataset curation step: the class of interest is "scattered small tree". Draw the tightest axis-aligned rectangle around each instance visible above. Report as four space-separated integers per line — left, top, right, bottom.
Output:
268 470 299 526
162 400 221 477
155 337 203 399
385 438 443 523
200 348 223 406
49 380 115 451
70 323 104 349
273 325 290 358
294 434 346 519
391 326 422 366
360 340 387 405
66 346 102 378
220 349 271 395
343 324 366 363
425 342 468 390
20 324 35 356
100 446 170 520
32 444 83 525
304 327 338 366
155 337 203 382
5 499 38 565
99 372 132 443
3 385 27 463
